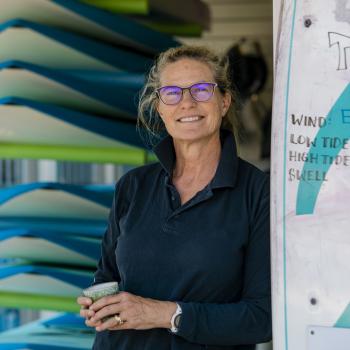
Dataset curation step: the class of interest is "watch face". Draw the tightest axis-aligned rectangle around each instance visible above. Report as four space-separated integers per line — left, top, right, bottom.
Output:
174 314 181 328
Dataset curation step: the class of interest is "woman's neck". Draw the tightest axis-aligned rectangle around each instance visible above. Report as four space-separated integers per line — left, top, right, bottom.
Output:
172 134 221 184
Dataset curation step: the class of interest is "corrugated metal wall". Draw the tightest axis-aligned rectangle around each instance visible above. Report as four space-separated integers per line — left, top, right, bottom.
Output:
0 160 127 187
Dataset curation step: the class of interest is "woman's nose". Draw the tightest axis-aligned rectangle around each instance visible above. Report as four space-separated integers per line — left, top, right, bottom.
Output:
180 89 196 106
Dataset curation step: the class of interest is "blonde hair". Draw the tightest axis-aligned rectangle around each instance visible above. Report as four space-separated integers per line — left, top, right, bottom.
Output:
137 45 240 147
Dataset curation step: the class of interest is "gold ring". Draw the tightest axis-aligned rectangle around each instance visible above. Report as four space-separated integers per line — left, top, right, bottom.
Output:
114 314 124 325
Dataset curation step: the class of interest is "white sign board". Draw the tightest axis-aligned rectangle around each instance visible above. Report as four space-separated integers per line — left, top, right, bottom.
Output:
271 1 350 350
307 326 350 350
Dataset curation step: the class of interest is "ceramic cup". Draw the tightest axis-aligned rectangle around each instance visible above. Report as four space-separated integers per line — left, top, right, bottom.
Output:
82 281 119 302
82 282 119 322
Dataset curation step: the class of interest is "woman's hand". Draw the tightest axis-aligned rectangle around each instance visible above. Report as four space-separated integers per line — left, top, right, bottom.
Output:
77 296 103 328
86 292 177 332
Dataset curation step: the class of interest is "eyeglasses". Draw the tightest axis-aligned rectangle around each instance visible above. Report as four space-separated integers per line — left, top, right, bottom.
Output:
156 82 218 105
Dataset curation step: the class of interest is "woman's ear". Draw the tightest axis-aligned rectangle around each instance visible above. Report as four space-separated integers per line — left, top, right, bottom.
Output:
222 92 232 117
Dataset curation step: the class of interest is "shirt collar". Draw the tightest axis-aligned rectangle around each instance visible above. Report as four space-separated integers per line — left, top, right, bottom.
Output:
153 128 238 189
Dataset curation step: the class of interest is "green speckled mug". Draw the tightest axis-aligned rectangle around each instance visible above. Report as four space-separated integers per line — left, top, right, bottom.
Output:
82 282 119 322
82 281 119 302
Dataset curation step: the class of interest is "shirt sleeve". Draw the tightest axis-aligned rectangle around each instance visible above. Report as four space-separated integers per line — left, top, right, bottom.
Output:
176 178 271 346
93 181 122 285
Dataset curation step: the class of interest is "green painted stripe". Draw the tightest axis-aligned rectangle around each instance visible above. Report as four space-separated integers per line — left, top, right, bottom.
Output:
0 291 79 312
79 0 202 36
282 0 298 349
0 143 147 165
80 0 148 14
142 22 202 37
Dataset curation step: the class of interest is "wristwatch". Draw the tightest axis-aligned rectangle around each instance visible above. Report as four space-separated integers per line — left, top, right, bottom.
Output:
170 303 182 333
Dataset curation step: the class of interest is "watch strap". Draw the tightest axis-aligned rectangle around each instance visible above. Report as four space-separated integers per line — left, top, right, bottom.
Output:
170 303 182 333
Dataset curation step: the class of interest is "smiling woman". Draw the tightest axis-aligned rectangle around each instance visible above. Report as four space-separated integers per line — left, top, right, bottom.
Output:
77 45 271 350
138 46 239 147
156 58 230 146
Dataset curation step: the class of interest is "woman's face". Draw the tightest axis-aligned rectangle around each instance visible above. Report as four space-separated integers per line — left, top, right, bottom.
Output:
156 58 231 143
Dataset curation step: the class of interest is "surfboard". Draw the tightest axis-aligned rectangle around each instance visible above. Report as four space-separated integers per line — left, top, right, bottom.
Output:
0 313 94 349
271 1 350 349
0 182 112 220
0 229 100 267
0 61 139 119
0 98 146 164
0 264 92 297
0 19 152 72
0 0 179 55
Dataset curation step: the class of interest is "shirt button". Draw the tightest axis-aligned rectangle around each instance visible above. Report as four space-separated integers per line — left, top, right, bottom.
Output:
171 196 175 201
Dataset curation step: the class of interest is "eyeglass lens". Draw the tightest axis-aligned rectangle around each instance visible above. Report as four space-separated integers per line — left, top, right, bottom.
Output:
158 83 216 105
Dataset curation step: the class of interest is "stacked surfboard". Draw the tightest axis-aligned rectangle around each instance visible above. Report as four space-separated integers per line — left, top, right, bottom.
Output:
0 0 210 165
0 182 114 312
0 1 210 347
0 313 95 349
0 0 185 164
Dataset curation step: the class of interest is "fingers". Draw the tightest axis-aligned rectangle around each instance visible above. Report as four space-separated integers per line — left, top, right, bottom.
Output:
77 296 93 308
95 313 128 332
90 303 123 324
77 296 95 322
95 314 120 331
77 292 133 330
89 293 131 331
89 292 126 312
77 300 101 328
80 306 95 319
88 293 127 325
85 317 102 328
81 292 140 331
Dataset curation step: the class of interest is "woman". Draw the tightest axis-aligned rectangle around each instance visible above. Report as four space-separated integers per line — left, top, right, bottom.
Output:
77 46 271 349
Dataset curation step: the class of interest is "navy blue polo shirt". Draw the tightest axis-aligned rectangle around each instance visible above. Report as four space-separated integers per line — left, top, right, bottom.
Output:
93 129 271 350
